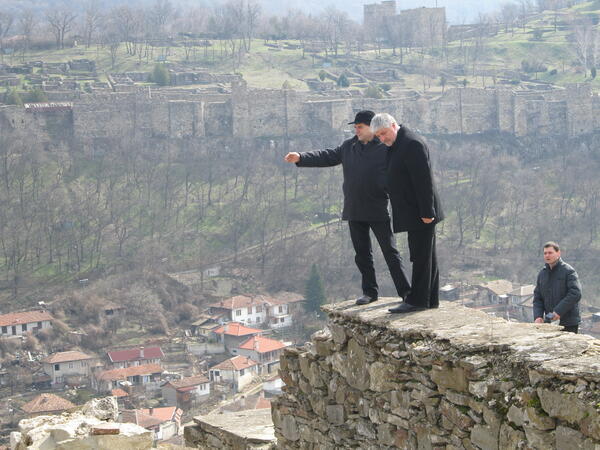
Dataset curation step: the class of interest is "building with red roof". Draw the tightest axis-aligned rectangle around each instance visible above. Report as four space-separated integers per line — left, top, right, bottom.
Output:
21 393 75 416
95 363 164 392
120 407 182 441
41 350 99 386
211 322 263 352
234 335 289 375
107 346 164 369
209 356 258 392
0 310 53 337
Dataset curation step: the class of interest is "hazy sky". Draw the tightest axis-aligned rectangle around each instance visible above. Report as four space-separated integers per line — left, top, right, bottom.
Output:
250 0 503 24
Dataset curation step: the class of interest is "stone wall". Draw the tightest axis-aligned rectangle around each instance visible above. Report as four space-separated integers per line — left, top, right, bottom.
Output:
184 409 275 449
272 299 600 449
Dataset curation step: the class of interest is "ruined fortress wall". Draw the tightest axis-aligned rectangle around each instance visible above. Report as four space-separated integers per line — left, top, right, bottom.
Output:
272 299 600 449
1 83 599 147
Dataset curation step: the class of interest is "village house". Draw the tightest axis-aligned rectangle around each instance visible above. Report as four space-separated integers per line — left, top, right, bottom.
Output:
0 310 53 337
41 350 99 386
212 322 263 353
120 407 182 441
161 375 211 409
106 346 164 369
472 280 514 306
208 356 258 392
95 363 164 393
263 292 304 329
232 335 288 375
190 314 221 337
21 393 76 416
507 284 536 322
208 295 268 325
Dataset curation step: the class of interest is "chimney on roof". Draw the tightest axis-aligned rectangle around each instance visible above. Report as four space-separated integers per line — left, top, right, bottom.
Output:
149 407 153 416
253 338 259 352
140 347 144 359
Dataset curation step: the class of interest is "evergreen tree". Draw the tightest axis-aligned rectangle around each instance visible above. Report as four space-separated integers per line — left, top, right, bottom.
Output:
152 64 171 86
305 264 326 316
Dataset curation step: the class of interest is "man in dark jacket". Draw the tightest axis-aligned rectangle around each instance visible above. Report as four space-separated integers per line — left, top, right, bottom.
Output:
533 241 581 333
371 113 444 313
284 110 411 305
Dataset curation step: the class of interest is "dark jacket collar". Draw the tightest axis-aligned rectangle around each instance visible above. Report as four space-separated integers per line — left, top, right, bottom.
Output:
544 258 564 271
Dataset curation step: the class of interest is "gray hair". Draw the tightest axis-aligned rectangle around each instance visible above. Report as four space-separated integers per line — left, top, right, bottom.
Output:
370 113 397 133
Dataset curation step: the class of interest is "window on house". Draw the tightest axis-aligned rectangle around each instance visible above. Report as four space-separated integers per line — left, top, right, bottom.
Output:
240 369 245 376
236 309 242 316
22 324 27 332
214 370 220 377
256 317 260 323
54 364 60 371
256 306 262 313
68 363 74 369
281 317 285 323
37 321 42 328
278 306 283 313
1 326 6 334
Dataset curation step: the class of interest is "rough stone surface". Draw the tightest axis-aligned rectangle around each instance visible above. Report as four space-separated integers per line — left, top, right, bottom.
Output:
271 299 600 450
184 409 275 449
11 397 151 450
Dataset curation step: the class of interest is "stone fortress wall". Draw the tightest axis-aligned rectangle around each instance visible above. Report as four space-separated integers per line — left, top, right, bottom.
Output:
1 81 600 155
272 299 600 449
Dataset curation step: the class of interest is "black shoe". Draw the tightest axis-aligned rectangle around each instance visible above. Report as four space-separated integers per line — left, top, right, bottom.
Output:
388 302 425 314
355 295 377 305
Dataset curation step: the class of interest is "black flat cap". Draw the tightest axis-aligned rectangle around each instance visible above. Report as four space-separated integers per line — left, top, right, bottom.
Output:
348 110 375 125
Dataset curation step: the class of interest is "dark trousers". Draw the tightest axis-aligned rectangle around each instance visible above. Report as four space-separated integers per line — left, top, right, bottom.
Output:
348 220 411 299
406 227 439 308
562 325 578 333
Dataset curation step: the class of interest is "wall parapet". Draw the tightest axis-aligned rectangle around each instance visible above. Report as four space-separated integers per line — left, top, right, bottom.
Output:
272 299 600 449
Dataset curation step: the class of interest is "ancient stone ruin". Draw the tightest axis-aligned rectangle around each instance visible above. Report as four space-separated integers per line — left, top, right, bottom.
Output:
271 299 600 449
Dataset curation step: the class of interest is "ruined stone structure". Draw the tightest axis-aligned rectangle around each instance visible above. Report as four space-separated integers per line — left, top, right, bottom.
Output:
1 82 599 158
272 299 600 449
364 1 446 47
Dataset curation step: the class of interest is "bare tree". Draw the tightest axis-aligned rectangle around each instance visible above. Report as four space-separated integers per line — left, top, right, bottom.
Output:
0 11 14 61
18 9 35 59
46 5 77 49
568 13 594 77
83 0 103 48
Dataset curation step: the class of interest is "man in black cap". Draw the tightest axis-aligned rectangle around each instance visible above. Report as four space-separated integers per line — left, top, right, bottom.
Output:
284 111 411 305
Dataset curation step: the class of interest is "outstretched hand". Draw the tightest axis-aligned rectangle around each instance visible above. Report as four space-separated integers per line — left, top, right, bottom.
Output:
421 218 434 224
284 152 300 163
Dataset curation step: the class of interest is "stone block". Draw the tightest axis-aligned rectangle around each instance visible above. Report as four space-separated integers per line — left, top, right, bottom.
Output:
326 404 345 426
470 424 499 450
432 365 469 392
440 400 474 431
524 425 555 449
556 425 585 450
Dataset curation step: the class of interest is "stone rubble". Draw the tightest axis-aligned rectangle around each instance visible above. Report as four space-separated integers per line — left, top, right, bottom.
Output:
11 397 153 449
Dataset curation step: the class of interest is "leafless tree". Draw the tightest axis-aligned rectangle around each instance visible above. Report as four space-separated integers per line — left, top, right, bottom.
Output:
46 5 77 49
82 0 103 48
0 11 14 61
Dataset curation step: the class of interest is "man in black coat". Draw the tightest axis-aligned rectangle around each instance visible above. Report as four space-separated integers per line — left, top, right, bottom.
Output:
371 113 444 313
284 111 411 305
533 241 581 333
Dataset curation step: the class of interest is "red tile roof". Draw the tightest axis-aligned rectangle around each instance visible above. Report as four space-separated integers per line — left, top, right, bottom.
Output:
209 295 263 310
107 346 164 363
210 356 258 372
139 407 182 423
21 393 75 414
238 335 287 353
212 322 263 337
121 410 163 429
98 363 163 381
42 351 96 364
255 396 272 410
0 310 53 327
111 388 129 398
